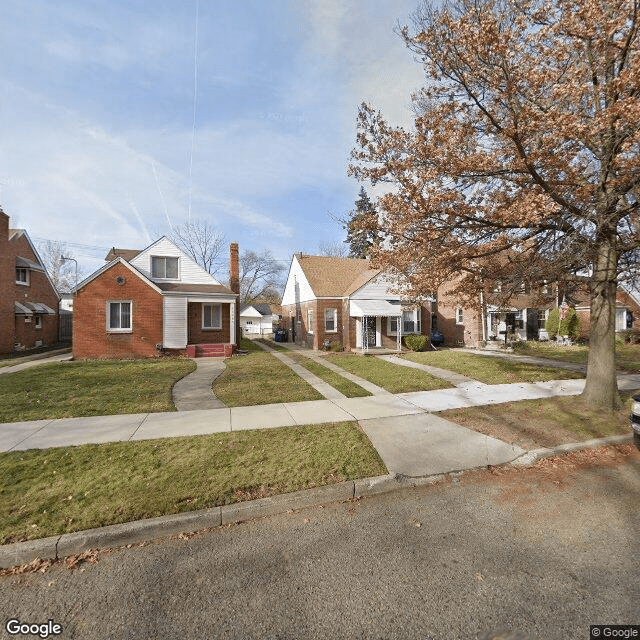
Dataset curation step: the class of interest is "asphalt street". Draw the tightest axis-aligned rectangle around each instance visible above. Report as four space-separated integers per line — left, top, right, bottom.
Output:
1 447 639 640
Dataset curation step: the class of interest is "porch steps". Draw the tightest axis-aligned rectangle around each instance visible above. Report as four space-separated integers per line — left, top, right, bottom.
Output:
187 344 233 358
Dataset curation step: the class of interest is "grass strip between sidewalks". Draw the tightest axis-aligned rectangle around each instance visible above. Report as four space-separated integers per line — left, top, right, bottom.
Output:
0 359 197 423
324 354 452 393
0 421 386 544
401 351 584 384
214 343 324 406
439 391 637 451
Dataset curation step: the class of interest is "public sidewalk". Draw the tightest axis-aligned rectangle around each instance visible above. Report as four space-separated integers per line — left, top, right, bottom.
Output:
3 372 639 454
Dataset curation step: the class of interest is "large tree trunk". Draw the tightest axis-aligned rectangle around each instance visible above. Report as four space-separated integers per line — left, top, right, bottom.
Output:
581 234 620 409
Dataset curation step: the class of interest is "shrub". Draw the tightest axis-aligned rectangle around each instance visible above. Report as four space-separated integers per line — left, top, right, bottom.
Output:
559 307 581 341
546 308 560 338
404 334 428 351
330 341 344 352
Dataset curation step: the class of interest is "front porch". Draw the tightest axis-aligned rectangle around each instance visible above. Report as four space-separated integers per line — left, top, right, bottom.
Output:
185 343 234 358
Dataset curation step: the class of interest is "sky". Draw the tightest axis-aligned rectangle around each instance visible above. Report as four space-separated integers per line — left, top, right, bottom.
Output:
0 0 426 277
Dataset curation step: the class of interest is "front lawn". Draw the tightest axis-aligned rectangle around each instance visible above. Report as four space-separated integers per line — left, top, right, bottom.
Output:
0 421 386 544
513 341 640 373
0 359 196 423
401 351 584 384
214 348 324 406
438 392 636 451
324 354 453 393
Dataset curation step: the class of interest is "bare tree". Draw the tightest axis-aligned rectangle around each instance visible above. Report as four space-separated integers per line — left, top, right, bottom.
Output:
169 219 226 275
318 240 349 257
37 241 85 292
239 249 286 304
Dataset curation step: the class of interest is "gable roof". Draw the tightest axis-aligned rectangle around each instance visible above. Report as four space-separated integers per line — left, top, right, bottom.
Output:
9 228 60 299
296 255 377 297
105 248 141 262
74 257 163 294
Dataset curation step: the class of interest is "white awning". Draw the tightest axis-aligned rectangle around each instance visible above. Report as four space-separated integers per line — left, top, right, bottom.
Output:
349 300 402 317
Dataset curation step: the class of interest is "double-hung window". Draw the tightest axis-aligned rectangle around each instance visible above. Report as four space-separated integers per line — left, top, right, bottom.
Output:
307 309 314 333
203 303 222 330
108 301 132 332
16 268 29 285
456 307 464 325
388 308 421 335
324 308 337 333
151 256 179 279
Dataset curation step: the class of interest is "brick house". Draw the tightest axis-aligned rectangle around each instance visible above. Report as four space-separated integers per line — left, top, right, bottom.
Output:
73 237 240 359
280 254 430 352
435 275 640 347
0 209 59 354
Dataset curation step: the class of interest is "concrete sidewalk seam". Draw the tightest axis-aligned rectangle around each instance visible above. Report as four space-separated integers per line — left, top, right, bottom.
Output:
128 413 150 441
7 420 56 452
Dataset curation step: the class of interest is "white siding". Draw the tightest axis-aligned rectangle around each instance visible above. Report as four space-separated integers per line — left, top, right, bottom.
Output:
130 237 222 286
350 273 402 301
281 255 316 305
163 297 188 348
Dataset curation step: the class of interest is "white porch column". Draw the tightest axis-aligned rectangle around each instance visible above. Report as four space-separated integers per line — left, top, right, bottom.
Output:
230 303 236 344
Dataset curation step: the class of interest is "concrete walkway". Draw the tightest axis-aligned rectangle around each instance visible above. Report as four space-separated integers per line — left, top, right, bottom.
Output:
377 354 480 387
3 372 639 477
254 341 347 400
0 349 73 374
273 341 389 395
172 358 228 411
459 347 588 373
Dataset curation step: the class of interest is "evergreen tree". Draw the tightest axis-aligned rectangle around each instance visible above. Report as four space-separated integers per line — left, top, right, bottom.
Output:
345 187 377 259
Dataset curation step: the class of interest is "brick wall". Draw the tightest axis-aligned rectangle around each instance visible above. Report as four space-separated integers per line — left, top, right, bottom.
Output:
1 218 60 353
73 262 163 359
436 284 483 347
187 301 232 344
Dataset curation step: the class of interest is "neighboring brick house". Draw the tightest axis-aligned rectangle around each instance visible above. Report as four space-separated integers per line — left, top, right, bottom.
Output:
0 209 59 353
280 254 430 352
436 275 640 347
73 237 240 359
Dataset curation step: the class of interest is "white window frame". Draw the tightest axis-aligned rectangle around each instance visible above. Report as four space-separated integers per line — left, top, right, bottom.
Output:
324 308 337 333
387 308 421 335
107 300 132 333
16 268 29 285
455 307 464 325
34 315 42 329
151 255 179 280
202 303 222 330
307 309 314 334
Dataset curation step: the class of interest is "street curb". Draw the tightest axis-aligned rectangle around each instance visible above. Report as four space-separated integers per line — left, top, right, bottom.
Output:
511 434 634 466
0 435 635 569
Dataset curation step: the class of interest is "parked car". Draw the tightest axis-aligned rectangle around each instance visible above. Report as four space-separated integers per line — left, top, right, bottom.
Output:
430 329 445 347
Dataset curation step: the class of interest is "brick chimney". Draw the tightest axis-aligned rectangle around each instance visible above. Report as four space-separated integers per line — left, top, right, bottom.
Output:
229 242 241 346
0 207 9 245
230 242 240 294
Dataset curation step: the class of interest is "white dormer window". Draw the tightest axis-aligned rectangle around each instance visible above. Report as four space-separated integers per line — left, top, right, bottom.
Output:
151 256 179 279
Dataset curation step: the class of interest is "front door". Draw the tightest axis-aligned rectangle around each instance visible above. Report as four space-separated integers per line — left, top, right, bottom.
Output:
364 317 377 348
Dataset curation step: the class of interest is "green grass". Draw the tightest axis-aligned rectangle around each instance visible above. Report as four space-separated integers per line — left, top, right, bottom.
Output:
214 347 323 406
401 350 584 384
325 354 453 393
0 359 196 423
512 341 640 372
285 353 373 398
439 391 637 451
0 421 387 544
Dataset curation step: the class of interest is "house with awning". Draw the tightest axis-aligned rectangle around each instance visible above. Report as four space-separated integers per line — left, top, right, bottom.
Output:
0 208 60 353
280 253 430 352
